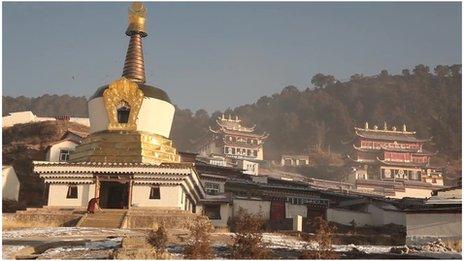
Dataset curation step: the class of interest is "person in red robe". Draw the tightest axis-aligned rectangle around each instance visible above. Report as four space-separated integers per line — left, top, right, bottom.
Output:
87 197 100 214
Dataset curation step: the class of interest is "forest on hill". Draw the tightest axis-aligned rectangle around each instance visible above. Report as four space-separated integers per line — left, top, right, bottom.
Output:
3 64 461 164
173 64 461 163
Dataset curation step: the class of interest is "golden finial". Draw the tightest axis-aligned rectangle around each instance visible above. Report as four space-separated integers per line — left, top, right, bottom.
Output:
126 2 147 37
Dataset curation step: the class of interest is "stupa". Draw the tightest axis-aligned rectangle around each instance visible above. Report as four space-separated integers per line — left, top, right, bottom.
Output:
70 2 180 164
33 3 205 211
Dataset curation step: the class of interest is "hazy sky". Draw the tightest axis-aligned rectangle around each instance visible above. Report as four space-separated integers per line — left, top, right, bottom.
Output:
3 2 461 112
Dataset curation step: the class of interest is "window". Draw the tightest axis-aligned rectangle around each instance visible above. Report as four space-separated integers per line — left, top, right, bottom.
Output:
149 186 161 199
231 148 236 154
253 150 258 157
59 149 70 162
205 182 220 195
204 205 221 220
117 101 131 123
66 185 78 199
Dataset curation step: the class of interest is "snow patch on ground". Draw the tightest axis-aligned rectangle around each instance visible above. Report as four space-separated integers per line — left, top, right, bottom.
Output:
3 227 133 239
2 245 26 259
333 244 392 253
262 233 315 250
262 233 393 254
39 238 122 259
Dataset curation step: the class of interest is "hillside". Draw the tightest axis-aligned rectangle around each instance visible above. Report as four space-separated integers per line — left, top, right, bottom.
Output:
3 64 461 177
2 121 89 208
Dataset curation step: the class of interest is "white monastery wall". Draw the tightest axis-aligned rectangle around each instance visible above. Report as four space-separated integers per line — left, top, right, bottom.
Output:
285 203 307 219
367 204 405 226
257 147 264 161
208 203 232 228
327 208 373 226
48 184 95 207
3 111 89 128
2 166 20 202
233 199 271 219
393 187 433 199
46 140 79 162
406 212 462 244
131 184 181 209
437 188 462 199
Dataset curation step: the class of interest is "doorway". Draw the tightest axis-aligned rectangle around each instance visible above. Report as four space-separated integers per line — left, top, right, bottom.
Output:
270 200 286 221
99 181 129 209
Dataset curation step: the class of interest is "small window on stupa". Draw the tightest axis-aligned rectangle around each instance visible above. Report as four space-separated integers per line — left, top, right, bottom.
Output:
117 101 131 123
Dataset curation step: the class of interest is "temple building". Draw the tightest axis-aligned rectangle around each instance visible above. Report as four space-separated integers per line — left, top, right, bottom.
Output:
347 122 445 198
33 3 205 211
197 114 268 173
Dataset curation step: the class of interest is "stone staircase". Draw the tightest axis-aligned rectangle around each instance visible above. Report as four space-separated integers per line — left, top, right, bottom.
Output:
77 209 127 228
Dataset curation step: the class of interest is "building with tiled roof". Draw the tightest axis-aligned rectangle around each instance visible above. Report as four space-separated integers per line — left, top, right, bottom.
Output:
198 114 268 162
347 122 445 198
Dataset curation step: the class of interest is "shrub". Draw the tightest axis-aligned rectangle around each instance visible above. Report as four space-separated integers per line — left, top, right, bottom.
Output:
300 216 339 259
147 224 168 253
230 207 269 259
349 219 357 235
184 215 214 259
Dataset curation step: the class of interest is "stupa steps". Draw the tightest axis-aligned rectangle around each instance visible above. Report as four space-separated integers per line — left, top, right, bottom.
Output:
77 210 127 228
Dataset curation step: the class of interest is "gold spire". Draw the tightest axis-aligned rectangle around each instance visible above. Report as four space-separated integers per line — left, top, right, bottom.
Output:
126 2 147 37
122 2 147 83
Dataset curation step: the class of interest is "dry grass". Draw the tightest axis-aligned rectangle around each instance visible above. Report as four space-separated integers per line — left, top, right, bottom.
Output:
147 225 168 252
443 239 462 252
3 213 80 229
112 235 172 259
230 207 270 259
183 215 214 259
300 217 339 259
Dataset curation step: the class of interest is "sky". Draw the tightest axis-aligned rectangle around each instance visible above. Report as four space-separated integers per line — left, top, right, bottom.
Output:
3 2 461 112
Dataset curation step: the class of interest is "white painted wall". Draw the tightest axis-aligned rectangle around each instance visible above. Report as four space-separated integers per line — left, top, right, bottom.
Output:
2 166 20 201
46 140 79 162
207 203 232 228
47 184 95 207
406 212 462 243
233 199 271 219
88 98 109 133
367 204 405 226
131 184 181 209
88 97 175 138
136 97 175 138
327 208 373 226
2 111 89 128
436 188 462 199
239 160 259 175
285 203 307 219
393 187 433 199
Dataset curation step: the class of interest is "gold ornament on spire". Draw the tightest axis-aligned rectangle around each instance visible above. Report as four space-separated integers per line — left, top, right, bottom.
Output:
126 2 147 37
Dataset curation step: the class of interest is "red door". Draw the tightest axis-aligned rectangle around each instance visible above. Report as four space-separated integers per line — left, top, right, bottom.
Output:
270 200 286 221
